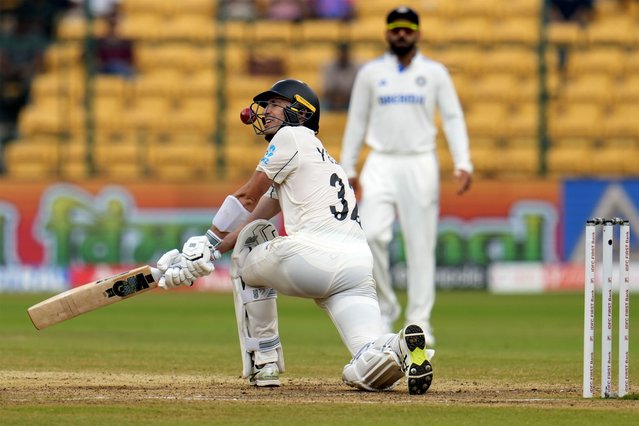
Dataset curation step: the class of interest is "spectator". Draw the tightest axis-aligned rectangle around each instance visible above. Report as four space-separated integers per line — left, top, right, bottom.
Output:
321 42 359 111
219 0 259 21
312 0 355 20
69 0 120 19
547 0 595 71
265 0 312 21
92 9 134 78
547 0 595 26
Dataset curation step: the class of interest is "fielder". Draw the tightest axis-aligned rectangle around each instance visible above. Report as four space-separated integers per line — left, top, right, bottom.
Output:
340 7 473 343
156 79 434 394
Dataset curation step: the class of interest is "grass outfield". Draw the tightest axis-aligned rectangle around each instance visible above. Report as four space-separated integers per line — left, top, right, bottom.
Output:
1 290 638 425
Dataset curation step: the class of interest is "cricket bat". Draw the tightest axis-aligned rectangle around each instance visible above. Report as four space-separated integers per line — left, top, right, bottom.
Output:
27 265 162 330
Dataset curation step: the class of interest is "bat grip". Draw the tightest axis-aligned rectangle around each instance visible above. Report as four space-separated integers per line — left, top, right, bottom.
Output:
150 267 163 282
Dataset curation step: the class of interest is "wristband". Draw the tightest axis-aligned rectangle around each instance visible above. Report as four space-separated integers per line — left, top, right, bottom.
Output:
206 229 223 248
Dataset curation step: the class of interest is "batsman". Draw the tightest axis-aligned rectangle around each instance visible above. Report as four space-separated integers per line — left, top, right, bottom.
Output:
156 79 434 395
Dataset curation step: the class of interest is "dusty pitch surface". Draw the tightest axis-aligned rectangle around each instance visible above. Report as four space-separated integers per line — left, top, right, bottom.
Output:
0 370 632 409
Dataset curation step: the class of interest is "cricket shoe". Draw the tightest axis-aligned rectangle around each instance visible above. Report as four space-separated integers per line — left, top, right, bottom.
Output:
399 324 434 395
249 362 281 387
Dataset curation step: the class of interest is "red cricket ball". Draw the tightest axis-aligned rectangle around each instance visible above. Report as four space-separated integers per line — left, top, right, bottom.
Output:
240 107 256 125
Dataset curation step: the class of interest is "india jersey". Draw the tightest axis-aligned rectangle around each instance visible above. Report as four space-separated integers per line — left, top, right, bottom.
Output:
256 126 364 244
341 51 472 177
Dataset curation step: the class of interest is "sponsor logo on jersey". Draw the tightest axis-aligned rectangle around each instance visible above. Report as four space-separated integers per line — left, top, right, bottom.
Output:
261 144 276 165
378 94 425 105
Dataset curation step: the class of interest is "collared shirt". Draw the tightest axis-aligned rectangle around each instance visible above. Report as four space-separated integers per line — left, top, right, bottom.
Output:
340 51 472 177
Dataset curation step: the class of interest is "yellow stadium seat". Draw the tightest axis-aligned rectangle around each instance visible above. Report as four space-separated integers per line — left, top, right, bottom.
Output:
550 136 598 149
221 20 249 43
31 71 85 101
18 104 67 136
120 0 160 15
171 98 216 133
43 42 82 70
506 136 539 149
432 47 483 76
148 143 217 180
603 103 639 139
614 74 639 103
560 73 615 105
346 18 384 43
547 146 592 176
502 0 542 17
301 20 345 43
444 17 493 44
623 48 639 75
134 70 183 98
4 140 60 178
470 146 539 178
163 14 215 42
352 43 385 63
225 143 264 172
288 44 336 73
98 162 145 180
507 102 539 138
468 136 503 149
94 75 128 98
94 141 142 167
505 147 540 175
467 73 519 102
91 140 146 180
353 0 397 19
548 102 605 139
125 95 174 130
590 147 639 175
492 17 539 44
468 147 500 177
56 16 106 40
181 69 217 98
318 111 347 151
226 74 277 101
566 47 626 78
436 145 455 175
158 0 217 17
482 47 537 77
465 102 509 138
137 43 216 73
595 0 631 18
547 22 587 46
250 20 295 43
586 16 636 44
119 14 165 41
59 159 90 180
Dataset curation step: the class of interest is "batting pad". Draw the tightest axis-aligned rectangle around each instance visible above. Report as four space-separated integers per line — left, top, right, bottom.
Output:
230 220 285 378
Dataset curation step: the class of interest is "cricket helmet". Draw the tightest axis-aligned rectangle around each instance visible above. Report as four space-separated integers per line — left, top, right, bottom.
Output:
250 79 320 136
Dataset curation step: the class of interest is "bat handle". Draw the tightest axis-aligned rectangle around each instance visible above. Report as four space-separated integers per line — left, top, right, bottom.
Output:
149 267 163 282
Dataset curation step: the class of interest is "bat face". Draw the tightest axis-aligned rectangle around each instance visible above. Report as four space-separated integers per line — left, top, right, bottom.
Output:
28 266 161 330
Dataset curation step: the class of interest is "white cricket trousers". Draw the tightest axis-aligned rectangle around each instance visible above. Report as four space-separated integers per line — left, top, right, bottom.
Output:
240 234 385 356
359 150 439 331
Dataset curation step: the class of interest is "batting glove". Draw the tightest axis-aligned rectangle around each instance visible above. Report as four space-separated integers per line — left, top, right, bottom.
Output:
181 235 218 278
156 249 196 289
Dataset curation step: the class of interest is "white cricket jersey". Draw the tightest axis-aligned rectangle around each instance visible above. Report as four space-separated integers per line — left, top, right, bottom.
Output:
340 51 472 177
256 126 365 245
